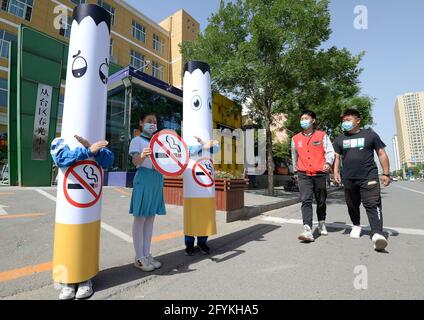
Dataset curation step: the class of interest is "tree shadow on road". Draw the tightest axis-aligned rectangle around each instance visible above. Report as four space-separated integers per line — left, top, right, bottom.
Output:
94 223 280 293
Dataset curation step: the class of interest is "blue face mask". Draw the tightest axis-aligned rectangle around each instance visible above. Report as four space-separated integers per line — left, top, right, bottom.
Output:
342 121 355 131
300 120 312 130
143 123 157 135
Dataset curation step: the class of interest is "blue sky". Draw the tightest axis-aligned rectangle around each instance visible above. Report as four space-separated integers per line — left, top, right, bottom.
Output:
127 0 424 166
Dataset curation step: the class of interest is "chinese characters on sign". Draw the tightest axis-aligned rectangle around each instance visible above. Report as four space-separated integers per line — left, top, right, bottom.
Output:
32 84 53 160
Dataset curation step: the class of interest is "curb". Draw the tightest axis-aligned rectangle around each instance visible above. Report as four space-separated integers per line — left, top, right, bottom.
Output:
222 187 343 223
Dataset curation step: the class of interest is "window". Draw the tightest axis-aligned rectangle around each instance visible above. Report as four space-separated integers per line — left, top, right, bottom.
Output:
152 34 163 54
70 0 85 4
151 61 164 80
0 29 17 59
130 50 145 71
97 0 115 25
59 15 72 38
132 21 146 42
0 78 7 107
1 0 33 21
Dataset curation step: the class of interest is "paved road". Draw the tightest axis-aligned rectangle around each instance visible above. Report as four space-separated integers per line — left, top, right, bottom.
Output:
1 181 423 299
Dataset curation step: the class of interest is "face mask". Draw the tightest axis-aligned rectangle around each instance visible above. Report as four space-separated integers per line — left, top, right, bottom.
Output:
342 121 355 131
300 120 312 130
143 123 157 135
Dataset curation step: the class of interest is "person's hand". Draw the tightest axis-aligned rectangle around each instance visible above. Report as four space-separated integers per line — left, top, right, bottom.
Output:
141 147 152 159
334 172 341 186
202 140 219 150
74 135 91 148
90 140 108 155
323 163 331 173
193 135 204 145
380 175 391 187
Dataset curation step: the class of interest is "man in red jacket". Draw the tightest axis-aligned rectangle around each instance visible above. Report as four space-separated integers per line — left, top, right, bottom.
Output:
291 110 335 242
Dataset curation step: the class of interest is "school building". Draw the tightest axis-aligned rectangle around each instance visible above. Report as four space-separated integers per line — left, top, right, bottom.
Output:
0 0 243 186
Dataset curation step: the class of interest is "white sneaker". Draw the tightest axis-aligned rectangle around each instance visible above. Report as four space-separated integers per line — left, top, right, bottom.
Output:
58 284 76 300
147 254 162 269
75 280 93 299
372 233 388 251
134 257 155 272
317 221 328 236
298 225 314 242
350 225 362 239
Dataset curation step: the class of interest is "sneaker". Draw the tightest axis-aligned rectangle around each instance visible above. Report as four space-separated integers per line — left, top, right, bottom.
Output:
372 233 388 251
198 243 210 255
350 225 362 239
147 254 162 269
185 245 195 256
58 284 76 300
317 221 328 236
75 280 93 299
298 225 314 242
134 257 155 271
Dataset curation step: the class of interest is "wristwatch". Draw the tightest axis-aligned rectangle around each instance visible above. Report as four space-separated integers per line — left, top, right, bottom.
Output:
382 173 390 177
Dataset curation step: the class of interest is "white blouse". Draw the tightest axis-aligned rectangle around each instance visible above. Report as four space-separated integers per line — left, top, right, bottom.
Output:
129 135 153 169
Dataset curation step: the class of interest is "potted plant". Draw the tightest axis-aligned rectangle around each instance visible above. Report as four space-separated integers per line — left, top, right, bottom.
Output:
163 170 248 211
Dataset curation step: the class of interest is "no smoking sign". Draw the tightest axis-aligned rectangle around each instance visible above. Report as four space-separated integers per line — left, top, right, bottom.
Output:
63 160 103 208
192 157 215 188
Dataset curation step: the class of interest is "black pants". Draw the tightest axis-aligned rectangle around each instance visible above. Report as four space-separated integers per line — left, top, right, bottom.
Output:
343 178 383 236
298 172 327 228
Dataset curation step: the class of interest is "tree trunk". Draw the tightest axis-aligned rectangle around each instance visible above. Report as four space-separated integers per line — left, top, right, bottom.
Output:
264 116 274 196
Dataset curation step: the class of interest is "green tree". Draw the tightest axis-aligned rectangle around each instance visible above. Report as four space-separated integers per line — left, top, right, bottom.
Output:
181 0 371 195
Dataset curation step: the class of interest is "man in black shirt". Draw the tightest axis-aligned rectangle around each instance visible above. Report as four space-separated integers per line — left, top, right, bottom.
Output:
333 109 391 251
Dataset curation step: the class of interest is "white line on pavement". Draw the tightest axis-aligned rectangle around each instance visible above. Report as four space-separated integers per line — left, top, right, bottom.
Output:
34 189 133 243
261 216 424 236
34 189 57 202
0 204 8 215
101 222 133 243
392 185 424 196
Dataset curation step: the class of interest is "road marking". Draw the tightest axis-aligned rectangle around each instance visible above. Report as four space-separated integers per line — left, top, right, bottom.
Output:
152 230 184 242
34 189 57 202
114 188 131 196
0 204 8 215
392 185 424 196
0 213 46 219
0 229 184 283
0 262 53 283
34 188 136 243
261 216 424 236
101 222 133 243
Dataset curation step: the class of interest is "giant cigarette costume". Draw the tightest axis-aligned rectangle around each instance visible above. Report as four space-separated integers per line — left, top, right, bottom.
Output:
52 4 111 283
183 61 216 236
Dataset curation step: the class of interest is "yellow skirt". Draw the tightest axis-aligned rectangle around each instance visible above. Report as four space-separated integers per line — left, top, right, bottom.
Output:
52 220 100 284
183 197 216 236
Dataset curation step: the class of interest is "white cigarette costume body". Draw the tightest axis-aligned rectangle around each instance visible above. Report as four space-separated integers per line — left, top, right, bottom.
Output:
183 61 216 236
52 4 111 284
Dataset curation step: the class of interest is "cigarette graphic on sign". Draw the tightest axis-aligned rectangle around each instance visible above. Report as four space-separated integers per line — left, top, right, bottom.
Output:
52 4 111 284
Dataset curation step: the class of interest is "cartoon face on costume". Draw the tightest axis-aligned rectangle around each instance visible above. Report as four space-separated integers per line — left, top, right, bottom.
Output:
61 4 111 146
183 61 212 146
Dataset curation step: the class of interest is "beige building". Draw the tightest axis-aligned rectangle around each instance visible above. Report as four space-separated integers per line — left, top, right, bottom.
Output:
0 1 199 97
394 92 424 168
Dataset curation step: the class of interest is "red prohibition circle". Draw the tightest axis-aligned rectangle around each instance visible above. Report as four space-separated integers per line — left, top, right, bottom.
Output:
149 129 189 176
192 157 215 188
63 160 103 208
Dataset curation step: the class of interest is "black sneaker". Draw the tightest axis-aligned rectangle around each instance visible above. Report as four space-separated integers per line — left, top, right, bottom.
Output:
198 243 210 255
185 245 195 256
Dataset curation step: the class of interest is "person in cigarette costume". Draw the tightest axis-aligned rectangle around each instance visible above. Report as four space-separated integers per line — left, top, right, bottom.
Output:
183 61 220 255
50 4 113 300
